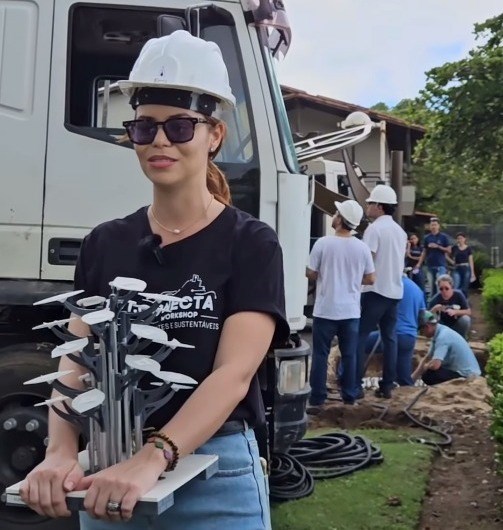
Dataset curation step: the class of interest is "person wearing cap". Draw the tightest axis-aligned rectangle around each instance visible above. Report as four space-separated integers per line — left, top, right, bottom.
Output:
356 184 408 399
412 311 481 385
415 217 451 299
20 31 288 529
306 200 375 408
428 274 471 339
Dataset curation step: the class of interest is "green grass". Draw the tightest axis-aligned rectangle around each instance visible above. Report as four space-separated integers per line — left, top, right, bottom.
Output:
271 429 433 530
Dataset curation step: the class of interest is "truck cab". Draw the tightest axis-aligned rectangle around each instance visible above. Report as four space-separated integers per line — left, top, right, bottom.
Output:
0 2 311 528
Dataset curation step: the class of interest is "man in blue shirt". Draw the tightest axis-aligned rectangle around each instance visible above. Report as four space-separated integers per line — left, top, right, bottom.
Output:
413 311 481 385
415 218 451 299
364 276 425 386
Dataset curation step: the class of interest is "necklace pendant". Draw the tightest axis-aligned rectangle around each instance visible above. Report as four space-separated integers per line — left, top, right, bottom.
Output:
172 228 181 235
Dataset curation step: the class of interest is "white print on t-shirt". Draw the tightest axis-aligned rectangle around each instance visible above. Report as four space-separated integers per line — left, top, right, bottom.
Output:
156 274 219 331
119 275 220 331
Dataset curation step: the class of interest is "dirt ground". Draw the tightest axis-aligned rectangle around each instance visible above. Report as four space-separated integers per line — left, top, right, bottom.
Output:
308 291 503 529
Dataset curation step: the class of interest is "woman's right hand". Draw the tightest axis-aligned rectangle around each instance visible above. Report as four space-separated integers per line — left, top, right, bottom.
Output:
19 452 84 518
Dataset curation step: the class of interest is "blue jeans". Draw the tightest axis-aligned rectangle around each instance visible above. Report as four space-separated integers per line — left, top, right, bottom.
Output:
365 331 416 386
357 292 399 392
454 265 470 298
427 265 447 300
80 429 270 530
310 317 360 404
410 267 425 291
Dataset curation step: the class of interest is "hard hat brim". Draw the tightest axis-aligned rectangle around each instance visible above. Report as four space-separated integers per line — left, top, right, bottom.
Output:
117 80 236 110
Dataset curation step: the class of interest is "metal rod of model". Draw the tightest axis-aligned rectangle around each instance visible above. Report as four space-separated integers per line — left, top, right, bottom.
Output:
24 277 196 472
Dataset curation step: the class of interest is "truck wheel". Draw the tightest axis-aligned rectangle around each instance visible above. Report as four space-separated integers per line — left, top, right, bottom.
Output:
0 343 79 530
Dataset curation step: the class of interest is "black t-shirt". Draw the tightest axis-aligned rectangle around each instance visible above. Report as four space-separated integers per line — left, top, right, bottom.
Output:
428 290 469 328
74 205 290 429
405 244 423 268
452 246 472 265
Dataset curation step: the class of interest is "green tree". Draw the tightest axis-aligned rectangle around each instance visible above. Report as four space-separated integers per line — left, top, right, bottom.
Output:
413 14 503 223
369 102 390 112
369 15 503 223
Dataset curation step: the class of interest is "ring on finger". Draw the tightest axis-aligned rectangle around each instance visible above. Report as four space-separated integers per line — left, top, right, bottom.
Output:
106 500 121 514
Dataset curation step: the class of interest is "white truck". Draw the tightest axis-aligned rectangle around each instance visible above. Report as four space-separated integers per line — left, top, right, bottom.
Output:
0 1 314 528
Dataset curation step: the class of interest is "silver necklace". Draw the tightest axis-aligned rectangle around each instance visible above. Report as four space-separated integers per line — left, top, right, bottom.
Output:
150 195 214 235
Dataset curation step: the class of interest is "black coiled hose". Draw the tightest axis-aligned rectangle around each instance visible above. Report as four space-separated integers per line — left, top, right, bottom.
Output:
269 453 315 502
403 387 453 449
269 432 383 501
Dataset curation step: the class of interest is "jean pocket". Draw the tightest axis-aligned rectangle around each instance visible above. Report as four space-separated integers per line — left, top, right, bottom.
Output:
214 463 253 478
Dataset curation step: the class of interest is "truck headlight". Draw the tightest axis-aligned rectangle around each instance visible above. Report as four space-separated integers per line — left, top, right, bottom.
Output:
277 359 306 395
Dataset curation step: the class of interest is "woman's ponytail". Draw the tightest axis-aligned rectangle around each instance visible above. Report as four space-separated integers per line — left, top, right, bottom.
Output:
207 160 231 205
207 118 231 205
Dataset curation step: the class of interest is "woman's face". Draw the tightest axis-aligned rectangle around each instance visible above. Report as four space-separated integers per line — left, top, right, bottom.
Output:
438 281 453 299
456 235 466 245
409 234 419 246
133 104 223 189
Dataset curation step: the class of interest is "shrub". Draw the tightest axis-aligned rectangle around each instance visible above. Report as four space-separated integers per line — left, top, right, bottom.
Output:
472 250 492 288
481 269 503 335
486 333 503 461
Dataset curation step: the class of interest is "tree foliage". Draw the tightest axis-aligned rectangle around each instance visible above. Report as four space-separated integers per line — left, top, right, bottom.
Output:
371 14 503 223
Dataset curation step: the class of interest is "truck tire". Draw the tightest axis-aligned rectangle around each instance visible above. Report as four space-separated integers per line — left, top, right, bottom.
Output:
0 343 79 530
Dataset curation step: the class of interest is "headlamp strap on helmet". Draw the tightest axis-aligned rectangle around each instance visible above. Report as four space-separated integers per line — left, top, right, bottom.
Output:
130 87 218 116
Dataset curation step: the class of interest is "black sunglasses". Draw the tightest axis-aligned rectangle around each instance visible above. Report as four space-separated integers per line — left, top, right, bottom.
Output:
123 117 209 145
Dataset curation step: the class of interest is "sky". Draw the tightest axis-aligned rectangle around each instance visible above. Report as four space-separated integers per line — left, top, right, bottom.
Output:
276 0 502 108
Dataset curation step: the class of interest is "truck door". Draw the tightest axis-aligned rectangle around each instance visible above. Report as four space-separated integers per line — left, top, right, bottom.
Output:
0 0 53 279
42 0 263 281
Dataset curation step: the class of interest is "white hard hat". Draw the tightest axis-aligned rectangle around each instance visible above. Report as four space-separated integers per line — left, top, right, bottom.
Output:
366 184 397 204
334 200 364 229
118 31 236 115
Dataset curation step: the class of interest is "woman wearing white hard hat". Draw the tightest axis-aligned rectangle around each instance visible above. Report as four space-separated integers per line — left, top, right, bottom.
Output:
20 31 287 530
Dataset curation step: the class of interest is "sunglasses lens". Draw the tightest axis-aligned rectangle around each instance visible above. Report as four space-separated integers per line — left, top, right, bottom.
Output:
163 119 196 143
126 121 157 145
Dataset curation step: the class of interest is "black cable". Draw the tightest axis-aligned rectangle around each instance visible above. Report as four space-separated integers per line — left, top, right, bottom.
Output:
269 453 315 502
269 432 383 501
403 387 453 448
289 432 383 479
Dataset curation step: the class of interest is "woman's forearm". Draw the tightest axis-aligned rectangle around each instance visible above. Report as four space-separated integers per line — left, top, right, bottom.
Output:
46 353 87 456
158 364 252 457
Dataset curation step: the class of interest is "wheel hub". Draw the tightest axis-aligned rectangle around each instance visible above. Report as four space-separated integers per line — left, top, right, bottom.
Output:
0 405 48 485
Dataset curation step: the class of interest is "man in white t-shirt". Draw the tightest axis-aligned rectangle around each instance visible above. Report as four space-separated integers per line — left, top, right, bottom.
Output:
306 200 375 408
357 184 407 399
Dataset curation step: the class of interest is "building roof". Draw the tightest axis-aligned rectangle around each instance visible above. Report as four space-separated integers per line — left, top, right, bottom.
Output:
281 85 425 133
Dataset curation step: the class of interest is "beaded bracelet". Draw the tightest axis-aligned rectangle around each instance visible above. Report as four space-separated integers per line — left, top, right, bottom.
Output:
147 431 180 471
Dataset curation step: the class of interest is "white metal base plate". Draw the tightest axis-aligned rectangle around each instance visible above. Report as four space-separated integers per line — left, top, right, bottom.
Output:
5 453 218 516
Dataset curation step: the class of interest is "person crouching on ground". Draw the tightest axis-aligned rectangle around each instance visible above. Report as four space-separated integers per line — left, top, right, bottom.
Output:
412 311 481 385
428 274 471 339
306 200 375 410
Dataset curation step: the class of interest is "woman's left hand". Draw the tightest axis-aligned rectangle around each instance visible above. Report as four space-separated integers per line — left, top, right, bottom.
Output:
76 444 166 521
470 273 476 283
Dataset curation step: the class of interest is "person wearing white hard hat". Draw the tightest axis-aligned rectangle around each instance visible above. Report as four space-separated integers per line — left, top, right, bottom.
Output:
306 200 375 410
356 184 407 399
20 31 288 530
